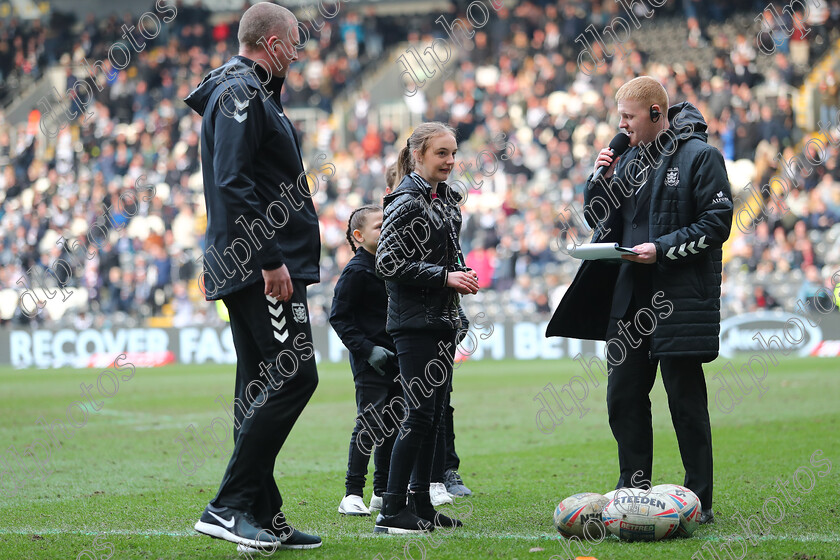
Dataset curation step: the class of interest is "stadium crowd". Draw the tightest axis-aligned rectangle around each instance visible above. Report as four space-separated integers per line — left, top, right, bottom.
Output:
2 0 840 328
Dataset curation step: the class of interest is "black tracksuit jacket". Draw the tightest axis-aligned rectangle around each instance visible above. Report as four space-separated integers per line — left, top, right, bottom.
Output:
184 55 320 300
547 102 733 361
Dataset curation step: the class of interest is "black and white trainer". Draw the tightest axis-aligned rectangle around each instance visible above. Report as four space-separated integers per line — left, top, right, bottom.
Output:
373 492 434 535
235 528 322 554
194 504 281 550
235 511 322 552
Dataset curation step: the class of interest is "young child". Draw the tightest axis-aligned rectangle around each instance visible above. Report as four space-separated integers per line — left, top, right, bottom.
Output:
329 202 402 516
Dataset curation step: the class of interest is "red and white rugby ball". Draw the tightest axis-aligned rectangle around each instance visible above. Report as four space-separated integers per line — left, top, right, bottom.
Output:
553 492 609 539
651 484 702 537
602 489 680 541
603 489 621 502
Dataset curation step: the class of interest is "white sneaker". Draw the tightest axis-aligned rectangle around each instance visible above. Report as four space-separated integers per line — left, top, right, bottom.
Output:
338 494 371 516
430 482 453 506
369 493 383 512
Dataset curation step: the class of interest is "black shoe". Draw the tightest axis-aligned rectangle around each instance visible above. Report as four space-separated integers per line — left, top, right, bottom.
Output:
236 511 321 552
699 509 715 524
409 490 463 529
236 529 322 553
374 492 433 534
278 528 322 549
194 504 281 550
271 511 321 549
443 469 472 497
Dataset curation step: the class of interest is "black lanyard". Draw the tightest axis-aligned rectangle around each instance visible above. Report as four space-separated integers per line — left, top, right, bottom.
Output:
410 172 465 269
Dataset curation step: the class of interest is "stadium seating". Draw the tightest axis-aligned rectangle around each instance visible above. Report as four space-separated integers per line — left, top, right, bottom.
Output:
1 0 839 328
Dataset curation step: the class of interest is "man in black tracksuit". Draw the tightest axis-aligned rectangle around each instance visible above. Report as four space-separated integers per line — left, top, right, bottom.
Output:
547 77 733 523
184 3 321 552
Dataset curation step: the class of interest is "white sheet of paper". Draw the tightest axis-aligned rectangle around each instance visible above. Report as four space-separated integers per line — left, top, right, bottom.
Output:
568 242 639 260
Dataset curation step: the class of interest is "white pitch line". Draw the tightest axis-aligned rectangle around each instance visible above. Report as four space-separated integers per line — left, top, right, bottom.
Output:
0 529 838 542
0 529 196 537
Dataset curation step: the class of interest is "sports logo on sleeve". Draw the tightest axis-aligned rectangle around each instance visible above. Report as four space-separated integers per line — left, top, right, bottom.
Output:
266 295 288 342
665 235 709 260
233 99 249 123
712 190 730 204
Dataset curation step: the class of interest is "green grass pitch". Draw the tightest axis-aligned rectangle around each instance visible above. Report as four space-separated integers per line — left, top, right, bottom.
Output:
1 356 838 559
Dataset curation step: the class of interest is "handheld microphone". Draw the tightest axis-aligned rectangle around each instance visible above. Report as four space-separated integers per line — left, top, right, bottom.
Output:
592 132 631 183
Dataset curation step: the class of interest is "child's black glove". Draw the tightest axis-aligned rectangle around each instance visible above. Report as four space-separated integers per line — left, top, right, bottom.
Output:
367 346 396 376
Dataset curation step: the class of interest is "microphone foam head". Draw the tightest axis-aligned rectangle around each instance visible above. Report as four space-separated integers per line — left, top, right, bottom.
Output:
609 132 631 156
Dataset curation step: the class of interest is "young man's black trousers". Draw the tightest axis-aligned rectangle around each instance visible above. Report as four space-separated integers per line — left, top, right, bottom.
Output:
605 295 714 509
212 280 319 529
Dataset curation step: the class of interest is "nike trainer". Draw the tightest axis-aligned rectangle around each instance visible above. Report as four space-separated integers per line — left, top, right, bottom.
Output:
194 504 281 551
236 527 322 554
339 494 371 516
235 510 322 553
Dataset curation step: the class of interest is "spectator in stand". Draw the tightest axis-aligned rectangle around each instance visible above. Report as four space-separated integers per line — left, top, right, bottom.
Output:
752 285 780 310
465 243 495 290
789 9 811 68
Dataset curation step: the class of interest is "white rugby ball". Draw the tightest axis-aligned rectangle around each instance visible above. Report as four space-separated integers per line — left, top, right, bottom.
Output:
603 488 623 502
651 484 702 537
553 492 609 540
602 489 680 541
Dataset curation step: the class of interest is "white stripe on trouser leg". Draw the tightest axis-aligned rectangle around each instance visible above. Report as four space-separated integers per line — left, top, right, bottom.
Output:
266 296 289 342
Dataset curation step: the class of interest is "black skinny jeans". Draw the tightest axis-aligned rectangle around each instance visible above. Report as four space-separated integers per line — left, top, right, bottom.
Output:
386 329 456 494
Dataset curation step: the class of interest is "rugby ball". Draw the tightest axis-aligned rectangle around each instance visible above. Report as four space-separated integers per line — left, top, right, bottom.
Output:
553 492 609 539
602 489 680 541
603 489 621 502
651 484 702 537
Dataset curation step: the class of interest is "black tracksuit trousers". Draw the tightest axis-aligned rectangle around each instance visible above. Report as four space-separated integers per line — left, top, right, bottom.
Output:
386 329 456 494
606 295 714 509
345 368 401 497
212 280 319 529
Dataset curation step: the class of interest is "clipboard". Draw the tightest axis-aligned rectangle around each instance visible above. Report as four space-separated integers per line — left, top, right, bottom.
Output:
567 242 639 260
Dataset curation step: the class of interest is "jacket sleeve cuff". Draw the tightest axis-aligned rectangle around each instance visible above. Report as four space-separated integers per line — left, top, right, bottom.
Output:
262 259 284 271
442 269 448 287
653 241 663 262
360 340 376 362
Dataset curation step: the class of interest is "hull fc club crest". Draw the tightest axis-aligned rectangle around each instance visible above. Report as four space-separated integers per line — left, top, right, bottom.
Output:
665 167 679 187
292 302 308 324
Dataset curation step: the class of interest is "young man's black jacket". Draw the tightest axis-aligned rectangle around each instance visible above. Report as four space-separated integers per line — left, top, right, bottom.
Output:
375 174 469 333
184 55 320 300
329 247 397 376
547 102 733 362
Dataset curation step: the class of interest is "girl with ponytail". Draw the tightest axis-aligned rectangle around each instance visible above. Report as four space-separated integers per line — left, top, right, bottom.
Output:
373 122 480 534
